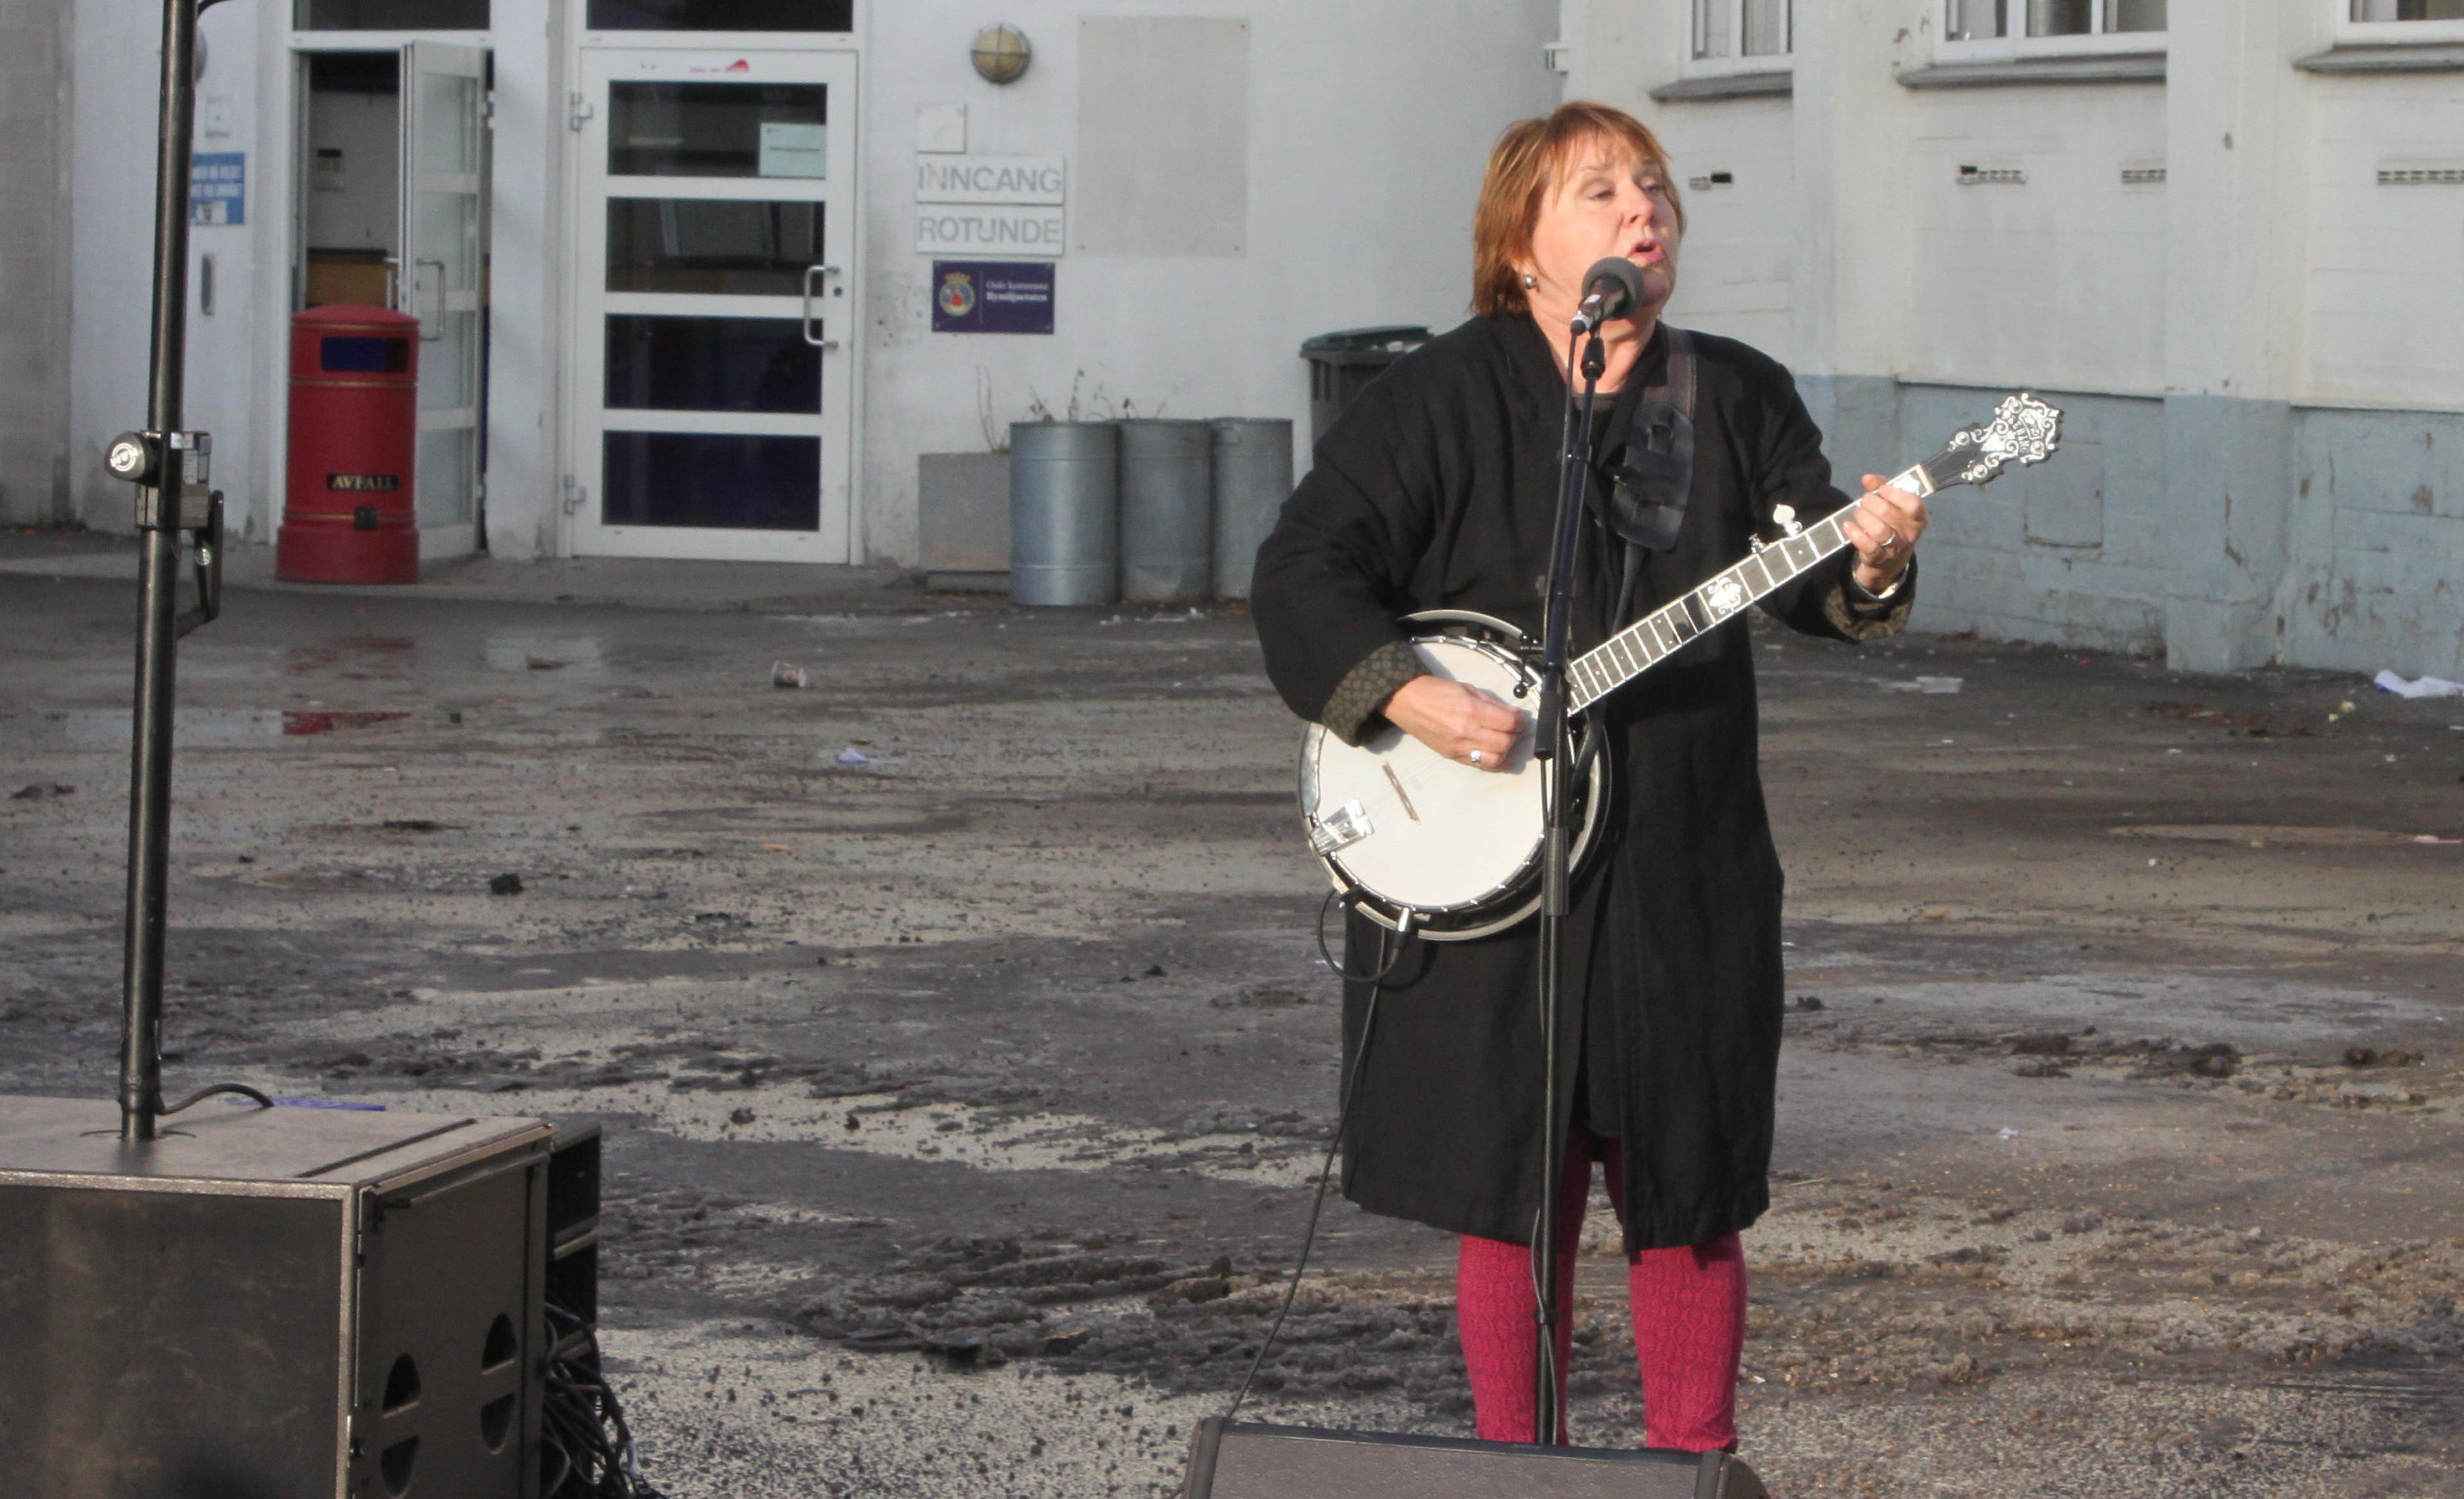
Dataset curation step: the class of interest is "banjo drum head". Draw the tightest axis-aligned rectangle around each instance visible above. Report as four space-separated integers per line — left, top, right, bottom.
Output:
1302 635 1547 922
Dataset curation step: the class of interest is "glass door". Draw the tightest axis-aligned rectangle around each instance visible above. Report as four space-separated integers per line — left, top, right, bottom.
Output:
567 48 856 561
401 40 488 553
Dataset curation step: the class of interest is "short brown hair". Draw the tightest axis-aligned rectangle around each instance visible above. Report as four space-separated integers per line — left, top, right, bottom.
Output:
1470 102 1684 319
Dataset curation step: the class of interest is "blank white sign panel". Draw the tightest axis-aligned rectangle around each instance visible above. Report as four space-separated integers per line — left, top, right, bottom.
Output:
1075 17 1250 257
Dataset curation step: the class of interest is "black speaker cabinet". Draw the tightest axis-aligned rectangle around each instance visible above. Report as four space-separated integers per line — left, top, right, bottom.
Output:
1183 1419 1768 1499
0 1094 553 1499
543 1123 599 1358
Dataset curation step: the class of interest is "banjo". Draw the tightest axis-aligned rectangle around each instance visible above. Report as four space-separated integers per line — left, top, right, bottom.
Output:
1297 391 2063 942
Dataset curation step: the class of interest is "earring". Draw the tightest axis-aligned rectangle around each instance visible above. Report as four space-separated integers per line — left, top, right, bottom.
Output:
1520 273 1537 289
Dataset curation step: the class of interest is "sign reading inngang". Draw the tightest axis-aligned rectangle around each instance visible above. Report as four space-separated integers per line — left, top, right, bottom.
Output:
915 154 1065 206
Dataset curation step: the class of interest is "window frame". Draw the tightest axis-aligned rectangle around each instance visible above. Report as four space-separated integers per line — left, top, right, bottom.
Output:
1934 0 2169 64
2337 0 2464 46
1682 0 1795 80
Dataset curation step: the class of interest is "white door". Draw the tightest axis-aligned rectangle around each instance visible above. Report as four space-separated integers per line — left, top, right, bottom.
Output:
401 40 488 558
566 48 857 561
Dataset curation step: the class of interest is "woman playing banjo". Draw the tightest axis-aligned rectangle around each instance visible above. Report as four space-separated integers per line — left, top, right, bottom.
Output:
1250 101 1930 1449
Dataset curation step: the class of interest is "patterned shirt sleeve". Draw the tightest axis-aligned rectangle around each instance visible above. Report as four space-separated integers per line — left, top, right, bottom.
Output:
1820 557 1918 643
1321 640 1428 747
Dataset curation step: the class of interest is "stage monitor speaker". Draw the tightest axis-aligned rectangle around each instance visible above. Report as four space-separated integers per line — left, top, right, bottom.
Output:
1182 1419 1768 1499
545 1121 600 1356
0 1094 552 1499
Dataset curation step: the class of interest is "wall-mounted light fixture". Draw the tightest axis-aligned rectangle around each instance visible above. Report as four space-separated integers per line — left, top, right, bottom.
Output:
971 24 1031 85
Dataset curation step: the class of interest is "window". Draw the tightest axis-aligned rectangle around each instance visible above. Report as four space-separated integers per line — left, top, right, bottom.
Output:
2341 0 2464 42
1689 0 1791 71
2352 1 2464 17
585 0 851 31
1941 0 2164 54
298 0 485 28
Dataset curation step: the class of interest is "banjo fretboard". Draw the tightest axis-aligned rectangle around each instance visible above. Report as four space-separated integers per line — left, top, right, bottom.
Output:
1566 469 1919 715
1565 392 2062 713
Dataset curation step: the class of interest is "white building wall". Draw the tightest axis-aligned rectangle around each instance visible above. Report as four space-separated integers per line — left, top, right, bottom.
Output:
0 0 73 525
1566 0 2464 679
1897 86 2166 395
855 0 1561 566
1563 2 1799 362
2306 75 2464 409
66 0 165 531
64 0 1560 565
63 0 267 539
1652 101 1796 361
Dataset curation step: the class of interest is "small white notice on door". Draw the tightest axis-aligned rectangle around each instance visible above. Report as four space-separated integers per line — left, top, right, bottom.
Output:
758 122 827 178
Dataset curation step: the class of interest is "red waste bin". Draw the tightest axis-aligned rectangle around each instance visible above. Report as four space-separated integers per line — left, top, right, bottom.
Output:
277 304 420 583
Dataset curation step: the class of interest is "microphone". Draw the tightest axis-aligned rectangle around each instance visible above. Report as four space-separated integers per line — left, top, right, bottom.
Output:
1570 257 1646 334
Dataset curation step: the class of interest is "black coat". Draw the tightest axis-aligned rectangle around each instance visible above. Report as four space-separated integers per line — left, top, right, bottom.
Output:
1250 315 1909 1252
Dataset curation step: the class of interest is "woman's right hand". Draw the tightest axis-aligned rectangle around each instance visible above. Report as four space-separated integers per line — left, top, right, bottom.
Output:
1383 676 1526 772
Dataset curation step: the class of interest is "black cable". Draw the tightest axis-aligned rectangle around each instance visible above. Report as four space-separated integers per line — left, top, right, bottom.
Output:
1225 922 1395 1421
540 1301 665 1499
157 1082 273 1115
1312 889 1412 983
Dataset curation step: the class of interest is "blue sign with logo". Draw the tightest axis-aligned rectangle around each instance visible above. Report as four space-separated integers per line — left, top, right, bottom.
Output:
930 260 1054 335
191 152 245 226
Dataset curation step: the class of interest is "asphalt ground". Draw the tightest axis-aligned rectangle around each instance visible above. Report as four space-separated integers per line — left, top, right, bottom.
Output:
4 535 2463 1496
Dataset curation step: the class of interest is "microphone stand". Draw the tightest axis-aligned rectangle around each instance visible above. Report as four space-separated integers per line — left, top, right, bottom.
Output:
1528 323 1607 1445
103 0 233 1143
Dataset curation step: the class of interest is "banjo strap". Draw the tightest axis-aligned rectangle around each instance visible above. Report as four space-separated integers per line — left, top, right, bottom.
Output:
1582 331 1697 779
1604 326 1698 556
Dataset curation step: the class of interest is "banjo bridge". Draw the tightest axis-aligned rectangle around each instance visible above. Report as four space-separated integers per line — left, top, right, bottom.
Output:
1309 799 1374 856
1381 763 1422 823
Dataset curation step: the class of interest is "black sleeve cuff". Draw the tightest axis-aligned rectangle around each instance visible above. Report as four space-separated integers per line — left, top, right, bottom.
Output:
1322 640 1428 747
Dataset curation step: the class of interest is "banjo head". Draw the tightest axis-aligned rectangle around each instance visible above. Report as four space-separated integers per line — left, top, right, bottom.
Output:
1299 619 1604 942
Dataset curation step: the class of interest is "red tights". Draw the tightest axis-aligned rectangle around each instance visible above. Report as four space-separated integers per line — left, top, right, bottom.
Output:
1454 1128 1746 1450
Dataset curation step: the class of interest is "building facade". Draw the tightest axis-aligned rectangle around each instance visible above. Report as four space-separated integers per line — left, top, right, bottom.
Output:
1567 0 2464 676
28 0 1558 567
0 0 74 526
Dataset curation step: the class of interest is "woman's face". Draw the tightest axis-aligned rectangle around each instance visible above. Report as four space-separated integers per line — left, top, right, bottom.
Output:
1518 137 1682 327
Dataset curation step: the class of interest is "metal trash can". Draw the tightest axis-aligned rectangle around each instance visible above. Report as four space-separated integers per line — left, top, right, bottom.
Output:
1117 419 1214 604
1009 421 1119 606
1209 418 1293 600
1299 326 1430 447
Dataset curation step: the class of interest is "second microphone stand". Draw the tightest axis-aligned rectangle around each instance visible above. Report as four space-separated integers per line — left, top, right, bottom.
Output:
1528 323 1607 1445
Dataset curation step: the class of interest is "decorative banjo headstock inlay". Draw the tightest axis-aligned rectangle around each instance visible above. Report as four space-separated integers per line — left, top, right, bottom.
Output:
1924 392 2062 491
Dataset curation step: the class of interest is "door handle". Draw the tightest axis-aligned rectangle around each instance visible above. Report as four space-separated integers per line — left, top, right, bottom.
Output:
414 258 447 341
802 263 840 349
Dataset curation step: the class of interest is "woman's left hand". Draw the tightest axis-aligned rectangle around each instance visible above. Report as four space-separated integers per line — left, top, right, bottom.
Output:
1841 474 1928 595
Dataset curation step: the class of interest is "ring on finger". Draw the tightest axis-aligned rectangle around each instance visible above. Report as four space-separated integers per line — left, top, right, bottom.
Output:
1468 749 1483 766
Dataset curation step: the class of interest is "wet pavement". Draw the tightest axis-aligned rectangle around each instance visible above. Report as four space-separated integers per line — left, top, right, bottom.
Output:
4 535 2464 1496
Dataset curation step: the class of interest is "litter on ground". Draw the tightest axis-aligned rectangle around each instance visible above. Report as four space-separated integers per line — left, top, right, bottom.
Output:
2373 669 2464 699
